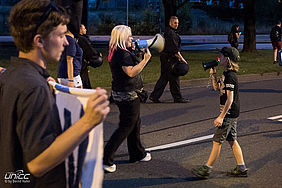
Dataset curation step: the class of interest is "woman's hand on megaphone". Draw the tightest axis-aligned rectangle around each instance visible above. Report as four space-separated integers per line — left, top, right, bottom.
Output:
144 48 152 62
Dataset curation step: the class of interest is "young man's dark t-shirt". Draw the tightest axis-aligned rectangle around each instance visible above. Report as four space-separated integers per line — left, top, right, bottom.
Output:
220 70 240 118
0 57 65 188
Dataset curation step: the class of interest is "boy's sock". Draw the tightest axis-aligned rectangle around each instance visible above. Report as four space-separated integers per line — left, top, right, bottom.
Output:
237 164 246 171
205 164 213 169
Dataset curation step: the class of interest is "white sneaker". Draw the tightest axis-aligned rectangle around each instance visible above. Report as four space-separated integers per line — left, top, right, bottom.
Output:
140 152 152 162
103 164 116 173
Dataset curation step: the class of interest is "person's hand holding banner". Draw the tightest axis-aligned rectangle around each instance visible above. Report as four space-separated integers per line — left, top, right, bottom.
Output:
82 87 110 128
49 82 110 188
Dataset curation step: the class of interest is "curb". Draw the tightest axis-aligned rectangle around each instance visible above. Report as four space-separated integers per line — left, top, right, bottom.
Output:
104 72 282 93
177 72 282 90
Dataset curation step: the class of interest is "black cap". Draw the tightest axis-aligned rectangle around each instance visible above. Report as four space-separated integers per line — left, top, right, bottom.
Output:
220 47 240 62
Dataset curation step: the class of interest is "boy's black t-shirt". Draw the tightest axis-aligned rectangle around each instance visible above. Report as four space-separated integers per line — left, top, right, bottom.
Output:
220 70 240 118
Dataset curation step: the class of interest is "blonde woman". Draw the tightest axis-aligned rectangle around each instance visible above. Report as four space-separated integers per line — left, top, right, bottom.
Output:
193 47 248 178
103 25 152 173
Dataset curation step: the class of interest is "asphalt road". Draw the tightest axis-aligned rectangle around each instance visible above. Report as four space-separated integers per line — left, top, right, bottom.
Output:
102 73 282 188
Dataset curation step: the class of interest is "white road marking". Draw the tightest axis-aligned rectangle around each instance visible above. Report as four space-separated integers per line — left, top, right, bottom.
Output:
146 134 214 152
146 115 282 152
268 115 282 120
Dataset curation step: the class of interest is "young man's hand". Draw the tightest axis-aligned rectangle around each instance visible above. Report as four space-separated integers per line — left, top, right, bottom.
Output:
47 76 56 82
83 88 110 128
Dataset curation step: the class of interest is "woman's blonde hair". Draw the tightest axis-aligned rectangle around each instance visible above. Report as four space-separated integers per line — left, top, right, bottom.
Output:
227 57 239 72
108 25 132 61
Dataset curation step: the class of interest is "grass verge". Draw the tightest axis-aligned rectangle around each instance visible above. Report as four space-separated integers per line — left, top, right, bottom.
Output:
0 45 281 88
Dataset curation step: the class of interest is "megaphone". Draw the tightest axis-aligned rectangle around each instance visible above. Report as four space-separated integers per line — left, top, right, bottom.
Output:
134 34 165 53
202 60 218 71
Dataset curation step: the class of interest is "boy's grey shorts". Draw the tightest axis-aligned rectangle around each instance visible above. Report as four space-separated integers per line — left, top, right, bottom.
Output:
213 118 237 144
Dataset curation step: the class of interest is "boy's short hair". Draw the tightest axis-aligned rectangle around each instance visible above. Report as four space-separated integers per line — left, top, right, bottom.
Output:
9 0 69 53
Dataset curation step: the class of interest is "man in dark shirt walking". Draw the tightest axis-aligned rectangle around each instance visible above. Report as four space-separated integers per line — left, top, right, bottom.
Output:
0 0 109 187
149 16 189 103
270 20 282 64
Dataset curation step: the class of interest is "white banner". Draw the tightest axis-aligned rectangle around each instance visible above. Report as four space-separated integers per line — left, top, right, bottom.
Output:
49 81 104 188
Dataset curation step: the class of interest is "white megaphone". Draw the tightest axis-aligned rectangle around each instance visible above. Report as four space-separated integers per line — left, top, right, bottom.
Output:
134 34 165 53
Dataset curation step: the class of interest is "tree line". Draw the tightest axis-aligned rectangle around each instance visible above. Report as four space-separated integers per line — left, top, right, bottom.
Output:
56 0 282 53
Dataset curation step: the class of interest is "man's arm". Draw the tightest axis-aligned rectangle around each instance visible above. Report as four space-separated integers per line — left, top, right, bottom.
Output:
175 52 187 64
66 56 74 87
235 32 241 39
27 88 110 177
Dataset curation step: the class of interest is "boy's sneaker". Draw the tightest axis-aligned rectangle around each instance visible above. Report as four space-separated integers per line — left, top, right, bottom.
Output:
192 165 211 179
228 166 248 177
103 164 116 173
273 61 278 64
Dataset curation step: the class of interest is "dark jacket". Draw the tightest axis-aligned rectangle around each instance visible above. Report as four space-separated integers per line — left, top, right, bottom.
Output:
163 26 181 56
77 35 102 68
270 25 282 42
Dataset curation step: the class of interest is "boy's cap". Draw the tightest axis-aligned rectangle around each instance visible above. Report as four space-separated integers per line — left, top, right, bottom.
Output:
220 47 240 62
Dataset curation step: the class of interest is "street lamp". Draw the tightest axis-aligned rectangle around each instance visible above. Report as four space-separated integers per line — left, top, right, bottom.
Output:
126 0 128 25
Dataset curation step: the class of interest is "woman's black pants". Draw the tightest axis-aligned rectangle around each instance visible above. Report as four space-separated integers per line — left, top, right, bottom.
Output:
103 98 146 165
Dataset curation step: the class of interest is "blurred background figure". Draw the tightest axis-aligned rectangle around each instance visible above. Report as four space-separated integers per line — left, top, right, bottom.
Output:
228 24 241 50
57 29 83 88
55 0 83 38
270 20 282 64
0 67 5 74
78 24 103 89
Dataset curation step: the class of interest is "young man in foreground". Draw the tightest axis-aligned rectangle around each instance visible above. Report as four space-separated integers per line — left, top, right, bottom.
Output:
0 0 110 187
